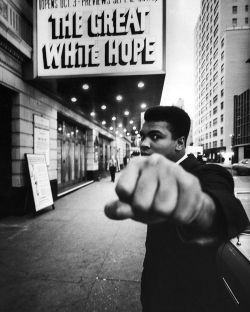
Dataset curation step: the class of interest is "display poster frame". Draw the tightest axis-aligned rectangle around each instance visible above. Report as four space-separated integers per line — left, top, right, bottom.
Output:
26 154 54 212
34 115 50 166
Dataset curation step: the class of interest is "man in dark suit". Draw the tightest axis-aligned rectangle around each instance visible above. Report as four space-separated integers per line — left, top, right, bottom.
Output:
105 106 249 311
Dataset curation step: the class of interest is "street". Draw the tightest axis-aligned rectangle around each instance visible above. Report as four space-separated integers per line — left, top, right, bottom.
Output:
233 174 250 219
0 171 249 312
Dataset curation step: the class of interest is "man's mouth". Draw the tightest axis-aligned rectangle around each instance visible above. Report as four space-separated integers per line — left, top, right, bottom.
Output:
140 152 151 157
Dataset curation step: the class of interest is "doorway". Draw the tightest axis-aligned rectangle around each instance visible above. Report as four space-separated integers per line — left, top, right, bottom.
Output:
0 85 12 214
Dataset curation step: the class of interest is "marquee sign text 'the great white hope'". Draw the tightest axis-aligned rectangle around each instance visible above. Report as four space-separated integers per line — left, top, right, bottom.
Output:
35 0 165 77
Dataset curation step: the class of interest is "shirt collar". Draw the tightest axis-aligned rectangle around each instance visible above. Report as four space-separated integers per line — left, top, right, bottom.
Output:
176 154 188 165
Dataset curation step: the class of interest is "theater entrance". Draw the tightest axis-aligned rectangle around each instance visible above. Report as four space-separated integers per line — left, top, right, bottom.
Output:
57 117 87 193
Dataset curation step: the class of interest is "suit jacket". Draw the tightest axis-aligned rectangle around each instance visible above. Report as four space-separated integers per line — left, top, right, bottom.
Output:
141 154 249 312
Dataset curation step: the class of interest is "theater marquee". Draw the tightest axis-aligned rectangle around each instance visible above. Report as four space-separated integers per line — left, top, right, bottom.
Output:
34 0 165 77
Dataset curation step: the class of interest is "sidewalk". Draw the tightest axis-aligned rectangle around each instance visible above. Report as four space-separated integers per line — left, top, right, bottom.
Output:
0 174 146 312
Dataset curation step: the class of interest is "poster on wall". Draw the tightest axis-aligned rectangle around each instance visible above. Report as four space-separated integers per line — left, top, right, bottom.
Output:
34 0 166 78
26 154 54 212
34 115 50 165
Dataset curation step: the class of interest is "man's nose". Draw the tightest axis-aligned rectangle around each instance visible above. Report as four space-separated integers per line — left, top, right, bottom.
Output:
140 137 151 149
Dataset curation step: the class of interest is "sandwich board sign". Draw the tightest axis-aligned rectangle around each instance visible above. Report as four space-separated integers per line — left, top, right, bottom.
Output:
26 154 54 212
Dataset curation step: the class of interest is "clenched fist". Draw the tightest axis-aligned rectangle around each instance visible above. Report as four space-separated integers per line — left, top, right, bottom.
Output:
105 154 217 233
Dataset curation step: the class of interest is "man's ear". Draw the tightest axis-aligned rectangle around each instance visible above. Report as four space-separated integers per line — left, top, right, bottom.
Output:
175 136 185 151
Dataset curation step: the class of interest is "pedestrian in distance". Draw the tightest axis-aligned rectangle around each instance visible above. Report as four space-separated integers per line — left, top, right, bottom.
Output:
105 106 249 312
108 156 117 183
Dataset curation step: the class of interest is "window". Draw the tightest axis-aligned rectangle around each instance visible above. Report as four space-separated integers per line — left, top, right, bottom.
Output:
214 13 219 25
214 25 218 37
213 71 218 82
213 95 218 103
213 83 218 93
221 76 224 85
221 89 224 97
220 114 223 122
213 130 217 137
232 18 237 26
213 141 217 147
220 139 223 147
213 60 218 70
232 6 237 14
221 38 224 48
245 17 249 25
214 36 218 48
221 51 224 60
220 127 223 135
221 63 224 73
213 106 218 115
213 118 218 125
245 5 249 12
220 102 224 110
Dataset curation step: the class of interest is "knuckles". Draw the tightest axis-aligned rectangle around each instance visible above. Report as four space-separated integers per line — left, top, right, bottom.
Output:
114 154 203 226
145 154 167 167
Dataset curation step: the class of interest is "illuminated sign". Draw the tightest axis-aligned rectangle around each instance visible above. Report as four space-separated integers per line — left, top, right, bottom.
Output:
34 0 165 77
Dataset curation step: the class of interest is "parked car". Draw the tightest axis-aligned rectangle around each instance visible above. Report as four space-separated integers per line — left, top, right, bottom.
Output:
232 159 250 175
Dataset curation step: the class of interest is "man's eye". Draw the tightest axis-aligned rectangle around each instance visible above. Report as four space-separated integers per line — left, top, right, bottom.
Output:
151 134 160 141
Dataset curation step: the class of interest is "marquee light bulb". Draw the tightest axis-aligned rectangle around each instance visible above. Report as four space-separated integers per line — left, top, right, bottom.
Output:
82 84 89 90
138 81 145 88
116 95 123 101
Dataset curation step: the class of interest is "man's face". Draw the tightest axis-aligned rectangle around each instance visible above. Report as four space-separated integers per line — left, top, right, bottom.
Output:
140 121 179 161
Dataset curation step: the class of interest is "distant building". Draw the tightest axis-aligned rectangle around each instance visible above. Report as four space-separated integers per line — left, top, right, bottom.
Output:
187 121 194 147
174 98 185 110
194 0 250 163
233 89 250 161
172 99 194 146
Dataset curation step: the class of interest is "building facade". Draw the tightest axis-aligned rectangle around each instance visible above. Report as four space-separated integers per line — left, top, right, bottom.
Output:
0 0 131 216
233 88 250 161
194 0 250 163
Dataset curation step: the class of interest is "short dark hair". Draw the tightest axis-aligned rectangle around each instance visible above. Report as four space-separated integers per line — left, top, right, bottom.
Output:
144 106 191 143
